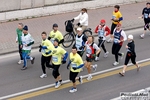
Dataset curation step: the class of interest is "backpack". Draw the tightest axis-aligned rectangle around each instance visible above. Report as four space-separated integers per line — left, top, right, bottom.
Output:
65 20 73 32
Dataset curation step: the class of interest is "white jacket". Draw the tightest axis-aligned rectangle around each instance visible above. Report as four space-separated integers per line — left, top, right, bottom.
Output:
21 33 34 50
74 12 88 26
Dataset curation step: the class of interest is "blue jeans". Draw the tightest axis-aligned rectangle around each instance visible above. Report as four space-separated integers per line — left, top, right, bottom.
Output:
22 52 31 67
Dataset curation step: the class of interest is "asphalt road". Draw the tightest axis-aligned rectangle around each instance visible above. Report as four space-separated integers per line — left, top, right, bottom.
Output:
0 28 150 100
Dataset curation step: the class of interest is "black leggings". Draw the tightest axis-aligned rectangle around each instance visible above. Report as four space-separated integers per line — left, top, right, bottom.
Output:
52 64 60 79
112 43 122 62
124 52 136 65
18 44 23 60
144 19 150 30
69 71 79 83
41 55 52 74
111 23 117 35
97 39 106 57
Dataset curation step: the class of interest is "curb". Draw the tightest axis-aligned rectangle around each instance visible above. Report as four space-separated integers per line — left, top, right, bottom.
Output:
0 26 143 56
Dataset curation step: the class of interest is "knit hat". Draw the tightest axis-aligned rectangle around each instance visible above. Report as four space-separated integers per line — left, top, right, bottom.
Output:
128 35 133 39
54 38 59 43
23 25 28 31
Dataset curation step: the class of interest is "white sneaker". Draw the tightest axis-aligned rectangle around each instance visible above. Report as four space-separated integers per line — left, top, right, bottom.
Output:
107 38 112 43
140 34 145 39
113 61 119 66
92 64 97 72
120 53 124 60
78 76 83 84
40 74 47 78
87 75 92 81
95 56 99 61
69 88 77 93
55 82 61 88
104 51 109 58
18 60 23 64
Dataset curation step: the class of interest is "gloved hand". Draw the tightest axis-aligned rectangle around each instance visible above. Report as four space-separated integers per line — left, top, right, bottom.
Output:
45 52 49 55
62 60 66 64
72 67 77 70
91 54 96 58
71 19 74 22
77 23 80 26
39 45 42 48
39 48 41 52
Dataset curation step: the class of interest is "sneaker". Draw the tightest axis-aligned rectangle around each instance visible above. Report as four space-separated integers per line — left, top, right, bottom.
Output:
104 51 109 58
137 66 141 71
92 64 97 72
120 53 124 60
95 56 99 61
69 88 77 93
119 72 125 76
21 66 27 70
78 76 83 84
55 82 61 88
113 61 119 66
18 60 23 64
40 74 47 78
31 57 35 64
107 38 112 43
140 34 144 39
87 75 92 81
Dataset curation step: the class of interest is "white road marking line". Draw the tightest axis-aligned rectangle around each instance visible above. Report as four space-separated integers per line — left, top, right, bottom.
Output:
0 58 150 100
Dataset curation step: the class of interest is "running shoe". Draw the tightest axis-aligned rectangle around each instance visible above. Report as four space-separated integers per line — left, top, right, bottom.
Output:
87 75 92 81
21 66 27 70
113 61 119 66
78 76 83 84
104 51 109 58
93 64 97 72
119 72 125 76
31 57 35 64
120 53 124 60
55 81 61 88
18 60 23 64
95 56 99 61
69 88 77 93
40 74 47 78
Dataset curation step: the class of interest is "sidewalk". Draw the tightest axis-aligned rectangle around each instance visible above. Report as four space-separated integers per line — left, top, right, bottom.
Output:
0 2 146 55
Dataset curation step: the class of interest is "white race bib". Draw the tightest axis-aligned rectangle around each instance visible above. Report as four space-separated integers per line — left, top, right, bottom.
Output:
52 56 58 62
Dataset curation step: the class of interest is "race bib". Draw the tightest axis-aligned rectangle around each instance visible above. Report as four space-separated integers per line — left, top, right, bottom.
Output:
144 13 148 18
71 63 77 68
114 38 119 44
52 56 58 62
98 30 104 37
86 49 92 54
112 15 116 19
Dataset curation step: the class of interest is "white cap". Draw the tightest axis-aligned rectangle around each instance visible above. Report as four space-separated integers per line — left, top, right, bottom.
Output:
77 27 82 31
128 35 133 39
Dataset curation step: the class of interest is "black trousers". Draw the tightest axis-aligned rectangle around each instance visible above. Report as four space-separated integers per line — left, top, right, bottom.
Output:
124 52 136 65
111 23 117 35
18 44 23 60
97 39 106 57
144 18 150 30
112 43 122 62
41 55 52 74
69 71 79 83
52 64 60 79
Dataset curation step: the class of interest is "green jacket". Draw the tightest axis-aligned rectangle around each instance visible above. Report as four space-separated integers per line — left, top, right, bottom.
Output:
16 28 22 45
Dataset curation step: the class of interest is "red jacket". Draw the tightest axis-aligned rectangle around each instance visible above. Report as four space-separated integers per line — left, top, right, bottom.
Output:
95 25 110 36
